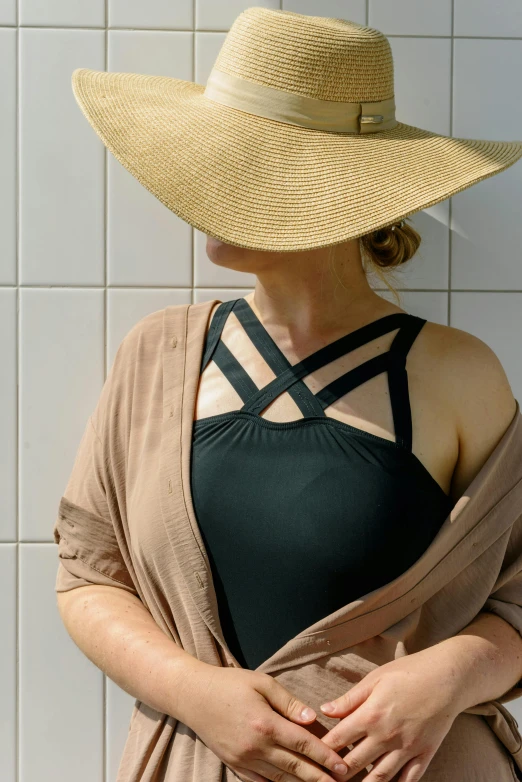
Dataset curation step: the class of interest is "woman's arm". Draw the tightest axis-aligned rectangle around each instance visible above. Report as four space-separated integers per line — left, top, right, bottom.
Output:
317 612 522 781
443 324 518 506
433 325 522 710
57 584 353 782
56 584 208 725
423 611 522 712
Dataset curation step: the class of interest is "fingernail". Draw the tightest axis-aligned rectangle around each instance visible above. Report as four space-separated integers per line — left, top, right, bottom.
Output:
334 763 348 774
301 707 315 719
321 702 334 712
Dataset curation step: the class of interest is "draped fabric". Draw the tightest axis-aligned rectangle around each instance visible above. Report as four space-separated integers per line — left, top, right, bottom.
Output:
53 299 522 782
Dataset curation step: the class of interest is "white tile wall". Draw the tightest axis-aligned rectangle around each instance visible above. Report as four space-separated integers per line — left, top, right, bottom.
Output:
3 2 522 779
454 0 522 38
0 545 16 782
369 0 452 36
389 36 452 136
20 545 105 782
283 0 366 23
196 0 280 31
109 0 193 31
107 31 193 286
106 680 139 782
0 290 16 542
19 0 104 28
0 28 16 284
20 29 106 284
0 0 15 25
452 39 522 289
20 288 106 541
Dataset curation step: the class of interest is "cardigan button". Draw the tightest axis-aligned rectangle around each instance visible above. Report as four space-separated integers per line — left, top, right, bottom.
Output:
171 335 177 348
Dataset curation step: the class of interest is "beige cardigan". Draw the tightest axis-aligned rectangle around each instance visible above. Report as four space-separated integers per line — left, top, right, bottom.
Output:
53 300 522 782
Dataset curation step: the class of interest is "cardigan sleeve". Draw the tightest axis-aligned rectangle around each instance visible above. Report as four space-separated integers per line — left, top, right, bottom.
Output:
53 331 140 598
481 511 522 703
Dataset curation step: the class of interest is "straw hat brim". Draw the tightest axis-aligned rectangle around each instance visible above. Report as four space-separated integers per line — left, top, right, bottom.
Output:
72 68 522 252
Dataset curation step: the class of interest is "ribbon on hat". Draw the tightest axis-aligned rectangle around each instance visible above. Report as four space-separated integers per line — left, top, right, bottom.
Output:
203 68 398 134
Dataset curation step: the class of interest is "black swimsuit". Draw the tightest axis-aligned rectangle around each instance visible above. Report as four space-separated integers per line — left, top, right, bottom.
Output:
190 297 454 670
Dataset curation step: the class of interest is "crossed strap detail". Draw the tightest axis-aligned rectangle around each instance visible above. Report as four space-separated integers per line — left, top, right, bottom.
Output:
200 298 427 452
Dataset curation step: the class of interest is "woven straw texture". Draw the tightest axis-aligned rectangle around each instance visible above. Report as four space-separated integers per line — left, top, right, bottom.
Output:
71 6 522 251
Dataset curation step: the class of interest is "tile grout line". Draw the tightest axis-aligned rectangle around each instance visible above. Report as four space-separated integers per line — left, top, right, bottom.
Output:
2 285 522 293
449 0 455 326
0 25 521 39
15 1 19 780
191 0 196 304
103 0 108 778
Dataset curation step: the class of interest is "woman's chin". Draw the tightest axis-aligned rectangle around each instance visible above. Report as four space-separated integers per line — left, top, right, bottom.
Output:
205 235 250 270
205 234 231 259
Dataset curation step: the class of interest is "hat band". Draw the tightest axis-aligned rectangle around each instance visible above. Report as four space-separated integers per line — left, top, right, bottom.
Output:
203 68 397 134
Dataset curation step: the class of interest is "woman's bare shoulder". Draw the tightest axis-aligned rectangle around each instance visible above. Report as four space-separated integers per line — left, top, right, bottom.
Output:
419 319 517 497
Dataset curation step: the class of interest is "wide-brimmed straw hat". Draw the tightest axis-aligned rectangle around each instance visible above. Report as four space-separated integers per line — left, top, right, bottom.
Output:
71 6 522 252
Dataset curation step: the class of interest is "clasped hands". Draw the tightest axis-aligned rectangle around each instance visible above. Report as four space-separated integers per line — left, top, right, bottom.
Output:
310 647 465 782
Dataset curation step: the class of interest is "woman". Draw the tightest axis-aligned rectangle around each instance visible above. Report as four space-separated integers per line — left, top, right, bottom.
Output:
54 7 522 782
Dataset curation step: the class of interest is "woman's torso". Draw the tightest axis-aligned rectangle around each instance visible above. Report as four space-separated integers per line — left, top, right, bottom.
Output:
189 295 458 670
195 294 458 495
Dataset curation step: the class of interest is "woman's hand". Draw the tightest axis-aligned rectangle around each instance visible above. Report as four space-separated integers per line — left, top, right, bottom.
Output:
182 665 350 782
317 648 465 782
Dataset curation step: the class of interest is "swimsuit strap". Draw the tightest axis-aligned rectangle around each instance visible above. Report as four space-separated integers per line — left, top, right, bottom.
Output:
200 298 427 451
201 298 325 416
200 299 236 373
386 315 427 451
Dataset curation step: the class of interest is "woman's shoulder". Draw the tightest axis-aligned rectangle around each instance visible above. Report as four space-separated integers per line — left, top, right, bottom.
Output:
418 318 518 498
417 318 514 410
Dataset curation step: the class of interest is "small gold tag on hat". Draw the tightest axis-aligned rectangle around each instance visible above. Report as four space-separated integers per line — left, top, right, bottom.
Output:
360 114 384 124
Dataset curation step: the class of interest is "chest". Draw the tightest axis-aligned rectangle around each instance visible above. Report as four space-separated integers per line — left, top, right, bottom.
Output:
193 299 457 498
